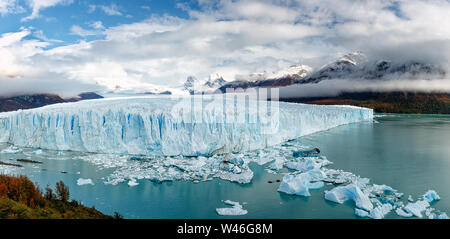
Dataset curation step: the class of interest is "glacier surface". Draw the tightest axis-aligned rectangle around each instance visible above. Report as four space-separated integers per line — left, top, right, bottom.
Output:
0 96 373 157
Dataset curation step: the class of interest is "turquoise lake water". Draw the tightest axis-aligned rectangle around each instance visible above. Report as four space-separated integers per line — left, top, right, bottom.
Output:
0 114 449 218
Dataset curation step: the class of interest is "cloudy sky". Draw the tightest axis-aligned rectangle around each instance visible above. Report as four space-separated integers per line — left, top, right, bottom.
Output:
1 0 450 97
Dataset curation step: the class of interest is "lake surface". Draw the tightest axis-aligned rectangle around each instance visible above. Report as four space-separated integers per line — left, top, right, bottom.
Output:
1 114 449 218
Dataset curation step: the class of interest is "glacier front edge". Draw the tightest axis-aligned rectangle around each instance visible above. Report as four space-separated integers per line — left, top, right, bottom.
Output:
0 96 373 156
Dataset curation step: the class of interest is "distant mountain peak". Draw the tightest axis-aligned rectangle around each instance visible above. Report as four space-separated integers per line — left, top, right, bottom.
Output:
204 74 226 88
184 74 227 94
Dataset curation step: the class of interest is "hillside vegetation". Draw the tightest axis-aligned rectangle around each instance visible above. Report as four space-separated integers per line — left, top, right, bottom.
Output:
0 175 116 219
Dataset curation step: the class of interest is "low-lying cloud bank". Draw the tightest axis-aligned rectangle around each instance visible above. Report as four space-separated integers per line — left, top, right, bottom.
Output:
278 78 450 98
0 75 102 98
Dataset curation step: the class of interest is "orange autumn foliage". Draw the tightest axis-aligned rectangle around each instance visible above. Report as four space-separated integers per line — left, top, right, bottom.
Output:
0 175 46 208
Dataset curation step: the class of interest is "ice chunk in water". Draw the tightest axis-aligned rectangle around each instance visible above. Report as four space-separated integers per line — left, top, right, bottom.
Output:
369 204 393 219
423 190 440 203
0 146 21 154
77 178 94 186
128 178 139 187
216 200 248 216
32 149 43 155
324 184 373 211
395 208 413 218
355 208 369 217
403 200 430 218
278 169 325 196
285 157 331 172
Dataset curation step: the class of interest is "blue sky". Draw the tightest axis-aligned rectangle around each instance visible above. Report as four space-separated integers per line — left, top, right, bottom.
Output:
1 0 194 47
0 0 449 97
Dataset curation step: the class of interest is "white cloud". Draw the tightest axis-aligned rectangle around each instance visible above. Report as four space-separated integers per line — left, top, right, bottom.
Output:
99 3 122 16
0 0 24 15
70 25 99 37
33 29 62 43
70 21 105 37
0 29 100 97
88 3 124 17
21 0 73 21
1 0 450 97
90 21 105 30
141 5 151 11
279 78 450 98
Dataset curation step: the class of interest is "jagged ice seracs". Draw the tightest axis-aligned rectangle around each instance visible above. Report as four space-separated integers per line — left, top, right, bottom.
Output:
0 95 373 157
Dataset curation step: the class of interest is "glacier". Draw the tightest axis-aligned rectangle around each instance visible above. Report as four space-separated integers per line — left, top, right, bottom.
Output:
0 95 373 157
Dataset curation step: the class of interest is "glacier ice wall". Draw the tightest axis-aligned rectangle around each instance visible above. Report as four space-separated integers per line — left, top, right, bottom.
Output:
0 96 373 156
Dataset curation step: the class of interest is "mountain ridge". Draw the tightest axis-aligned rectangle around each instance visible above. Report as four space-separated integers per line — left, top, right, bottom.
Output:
0 92 103 113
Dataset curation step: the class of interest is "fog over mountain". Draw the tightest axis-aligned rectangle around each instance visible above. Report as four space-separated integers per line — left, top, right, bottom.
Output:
0 0 449 97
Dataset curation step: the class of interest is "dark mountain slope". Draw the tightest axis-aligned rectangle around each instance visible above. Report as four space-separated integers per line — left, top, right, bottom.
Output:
0 92 104 113
281 92 450 114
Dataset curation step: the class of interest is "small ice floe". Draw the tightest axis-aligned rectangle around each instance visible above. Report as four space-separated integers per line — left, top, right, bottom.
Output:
355 208 369 217
268 158 284 171
403 199 430 218
278 169 325 196
423 190 440 203
408 195 414 202
395 208 413 218
285 157 331 172
32 149 43 155
1 146 22 154
324 183 373 212
77 178 94 186
400 190 442 218
128 178 139 187
369 204 393 219
216 200 248 216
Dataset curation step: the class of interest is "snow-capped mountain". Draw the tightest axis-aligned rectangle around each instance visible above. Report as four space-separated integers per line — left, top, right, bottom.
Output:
299 52 446 84
204 73 226 89
218 64 312 92
298 52 366 84
183 76 197 94
216 52 447 92
184 74 227 94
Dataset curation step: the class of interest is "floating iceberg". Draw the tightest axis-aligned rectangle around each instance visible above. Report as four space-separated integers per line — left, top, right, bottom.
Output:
355 208 369 217
128 178 139 187
324 184 374 211
423 190 440 203
395 208 413 217
32 149 43 155
0 145 21 154
0 96 373 157
278 169 325 196
403 200 430 218
216 200 248 216
369 204 393 219
284 157 331 172
77 178 94 186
